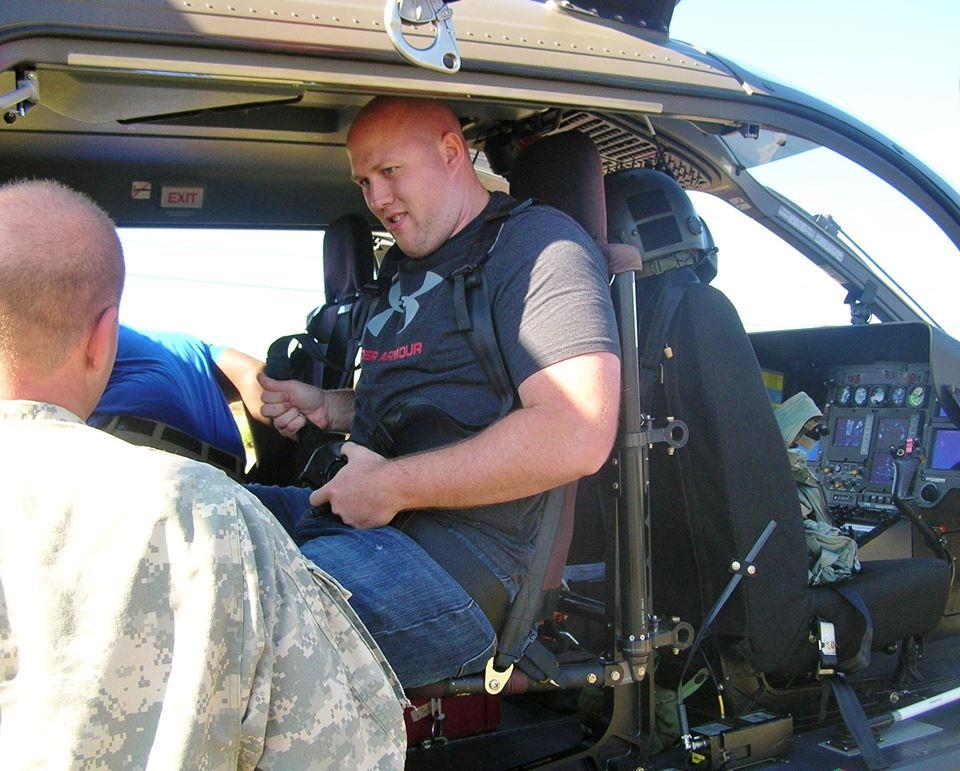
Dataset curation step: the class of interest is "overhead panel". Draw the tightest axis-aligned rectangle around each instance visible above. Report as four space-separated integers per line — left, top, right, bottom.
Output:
36 67 303 124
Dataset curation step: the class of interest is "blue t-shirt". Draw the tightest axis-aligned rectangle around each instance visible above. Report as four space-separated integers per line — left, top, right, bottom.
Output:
90 326 244 458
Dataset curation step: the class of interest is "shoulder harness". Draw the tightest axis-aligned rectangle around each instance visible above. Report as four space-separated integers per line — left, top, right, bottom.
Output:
351 196 535 420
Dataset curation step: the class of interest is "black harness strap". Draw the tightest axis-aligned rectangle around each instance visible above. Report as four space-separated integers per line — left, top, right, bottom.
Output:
494 484 568 670
447 198 534 420
831 584 874 674
818 584 885 768
398 513 510 634
348 248 403 363
265 333 327 382
303 295 363 388
829 676 889 769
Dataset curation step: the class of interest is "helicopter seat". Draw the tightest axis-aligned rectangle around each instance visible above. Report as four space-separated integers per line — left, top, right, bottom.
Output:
305 212 376 390
599 168 951 707
404 129 640 710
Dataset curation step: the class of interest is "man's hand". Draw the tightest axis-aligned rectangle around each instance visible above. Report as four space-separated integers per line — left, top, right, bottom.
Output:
309 442 400 529
258 373 331 439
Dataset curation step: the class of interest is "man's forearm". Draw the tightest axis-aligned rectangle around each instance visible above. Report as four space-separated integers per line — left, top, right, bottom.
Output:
387 397 617 511
215 348 268 424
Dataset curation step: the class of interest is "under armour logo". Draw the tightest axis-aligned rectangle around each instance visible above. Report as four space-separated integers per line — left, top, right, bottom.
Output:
366 271 443 337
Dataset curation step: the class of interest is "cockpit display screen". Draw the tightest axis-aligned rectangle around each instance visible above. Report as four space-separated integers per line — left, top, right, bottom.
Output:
806 440 822 463
833 417 865 448
875 417 910 448
931 429 960 471
869 453 896 486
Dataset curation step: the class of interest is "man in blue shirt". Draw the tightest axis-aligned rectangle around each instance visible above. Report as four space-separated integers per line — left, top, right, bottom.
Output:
90 325 265 473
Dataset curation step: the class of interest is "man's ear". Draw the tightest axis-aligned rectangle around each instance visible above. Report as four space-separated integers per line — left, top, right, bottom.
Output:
439 131 465 168
87 305 119 377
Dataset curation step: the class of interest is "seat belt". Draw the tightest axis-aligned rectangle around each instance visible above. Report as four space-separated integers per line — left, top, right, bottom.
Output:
636 269 698 414
447 197 535 421
830 583 874 674
397 514 510 634
816 586 886 768
828 675 889 769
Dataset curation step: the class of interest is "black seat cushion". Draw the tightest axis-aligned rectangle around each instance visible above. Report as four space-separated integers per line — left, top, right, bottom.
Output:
813 558 950 660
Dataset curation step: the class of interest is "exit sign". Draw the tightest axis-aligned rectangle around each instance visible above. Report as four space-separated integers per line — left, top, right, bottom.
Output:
160 186 205 209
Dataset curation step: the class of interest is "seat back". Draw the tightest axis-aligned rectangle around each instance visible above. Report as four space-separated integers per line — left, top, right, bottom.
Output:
509 130 622 595
641 272 814 672
307 213 376 388
635 269 949 685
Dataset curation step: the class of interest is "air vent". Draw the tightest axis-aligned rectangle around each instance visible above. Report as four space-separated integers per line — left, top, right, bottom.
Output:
554 111 711 189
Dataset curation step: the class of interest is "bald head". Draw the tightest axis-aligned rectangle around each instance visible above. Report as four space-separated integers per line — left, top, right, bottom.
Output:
0 180 124 381
347 97 464 149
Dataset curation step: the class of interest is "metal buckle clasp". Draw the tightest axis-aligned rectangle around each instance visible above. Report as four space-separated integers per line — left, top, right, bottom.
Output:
385 0 461 74
484 657 513 694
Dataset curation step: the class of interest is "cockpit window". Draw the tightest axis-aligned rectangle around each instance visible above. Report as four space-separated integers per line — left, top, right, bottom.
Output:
690 191 850 332
726 138 960 339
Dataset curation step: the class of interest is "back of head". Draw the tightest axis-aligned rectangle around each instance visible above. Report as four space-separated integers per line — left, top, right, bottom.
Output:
0 180 125 380
605 168 710 277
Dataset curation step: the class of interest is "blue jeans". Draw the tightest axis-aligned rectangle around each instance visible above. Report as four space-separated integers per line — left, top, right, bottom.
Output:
245 484 496 688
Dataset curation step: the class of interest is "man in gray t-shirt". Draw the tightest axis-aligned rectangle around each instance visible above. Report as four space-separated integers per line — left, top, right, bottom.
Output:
256 97 620 687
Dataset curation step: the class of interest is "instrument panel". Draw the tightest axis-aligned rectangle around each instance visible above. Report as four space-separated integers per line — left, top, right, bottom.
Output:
816 363 931 532
810 362 960 539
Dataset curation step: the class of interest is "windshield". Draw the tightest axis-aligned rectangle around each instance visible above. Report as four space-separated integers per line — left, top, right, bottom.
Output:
725 139 960 339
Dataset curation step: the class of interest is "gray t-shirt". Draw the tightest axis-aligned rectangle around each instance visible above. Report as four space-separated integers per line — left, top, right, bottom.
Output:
352 192 619 584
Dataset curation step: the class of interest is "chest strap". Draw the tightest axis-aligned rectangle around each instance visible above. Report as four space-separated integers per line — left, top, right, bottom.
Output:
447 197 534 420
351 198 534 422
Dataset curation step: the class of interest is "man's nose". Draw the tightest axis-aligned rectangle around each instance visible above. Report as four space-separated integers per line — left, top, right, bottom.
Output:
366 177 394 211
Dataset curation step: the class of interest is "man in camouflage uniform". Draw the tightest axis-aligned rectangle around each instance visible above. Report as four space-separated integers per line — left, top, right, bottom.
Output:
0 180 405 769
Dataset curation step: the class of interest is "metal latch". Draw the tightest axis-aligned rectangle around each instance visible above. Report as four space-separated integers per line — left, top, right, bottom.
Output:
2 70 39 124
817 619 838 675
385 0 461 74
484 657 513 694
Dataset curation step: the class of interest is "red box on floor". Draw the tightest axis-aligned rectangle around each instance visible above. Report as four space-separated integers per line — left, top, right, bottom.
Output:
404 694 502 747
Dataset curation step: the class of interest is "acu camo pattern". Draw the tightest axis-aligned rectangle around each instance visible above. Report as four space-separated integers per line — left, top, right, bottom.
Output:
0 400 406 769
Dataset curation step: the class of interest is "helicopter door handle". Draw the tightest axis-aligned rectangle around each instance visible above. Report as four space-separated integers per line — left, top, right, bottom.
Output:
384 0 461 74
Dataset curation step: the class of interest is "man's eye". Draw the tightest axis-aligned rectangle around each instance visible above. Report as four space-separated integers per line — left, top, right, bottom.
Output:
383 166 396 176
357 179 369 190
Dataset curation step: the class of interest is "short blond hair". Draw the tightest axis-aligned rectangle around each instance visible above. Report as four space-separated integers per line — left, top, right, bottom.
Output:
0 180 125 376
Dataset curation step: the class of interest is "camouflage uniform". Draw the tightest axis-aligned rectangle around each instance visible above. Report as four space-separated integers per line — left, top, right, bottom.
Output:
0 400 406 769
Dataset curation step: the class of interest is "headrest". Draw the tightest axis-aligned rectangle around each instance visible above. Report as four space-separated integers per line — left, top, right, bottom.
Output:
509 131 607 245
323 213 376 303
509 131 641 274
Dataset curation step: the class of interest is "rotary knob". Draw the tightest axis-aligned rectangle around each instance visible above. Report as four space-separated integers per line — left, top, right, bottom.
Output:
920 483 940 504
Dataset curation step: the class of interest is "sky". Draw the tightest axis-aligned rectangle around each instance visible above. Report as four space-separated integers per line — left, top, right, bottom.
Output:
670 0 960 336
118 0 960 356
